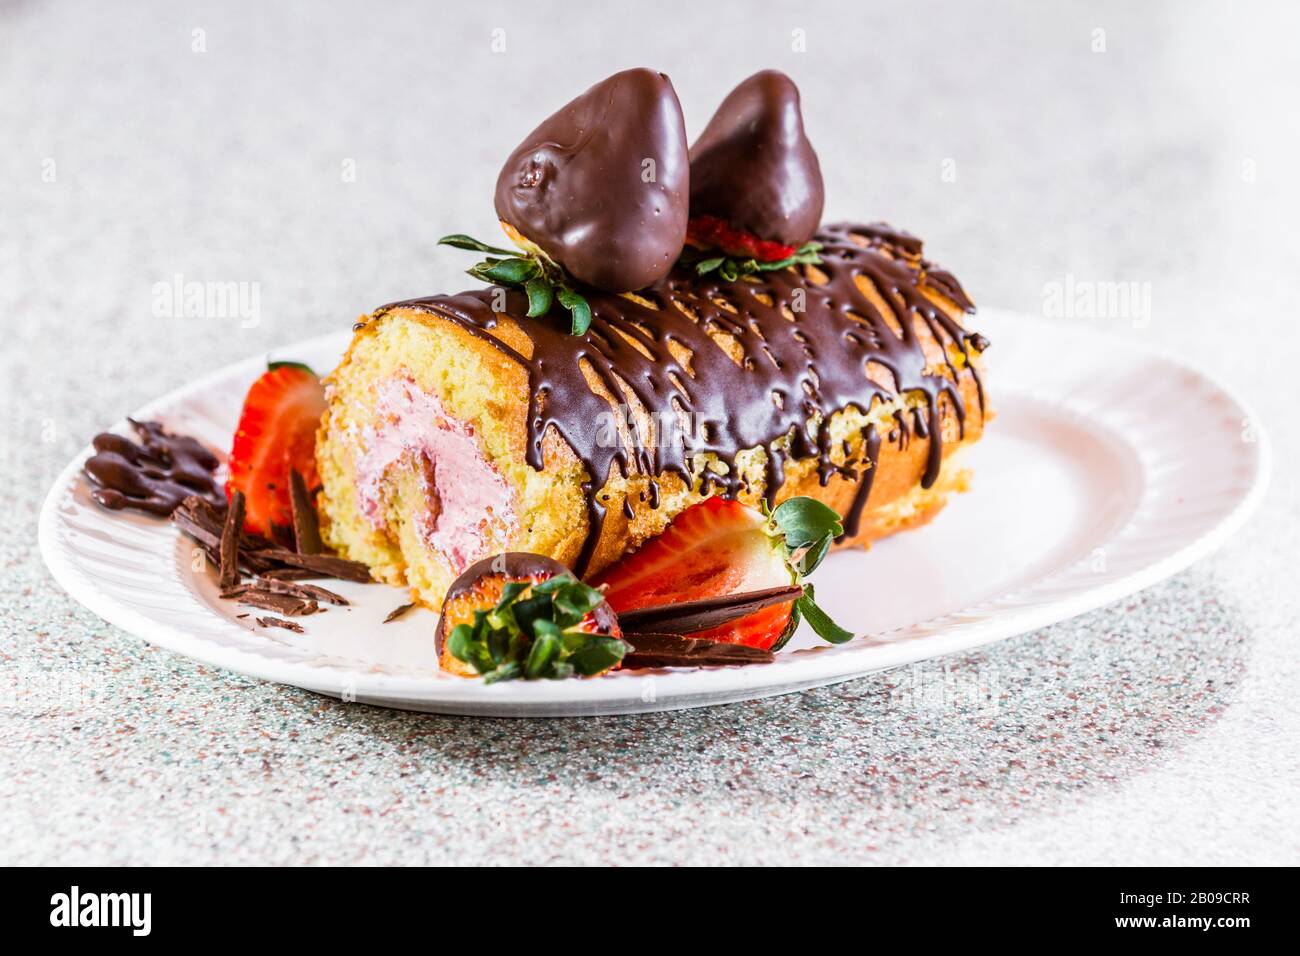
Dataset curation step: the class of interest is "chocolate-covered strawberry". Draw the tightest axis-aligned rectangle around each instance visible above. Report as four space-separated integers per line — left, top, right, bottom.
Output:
685 71 825 280
493 68 690 295
435 553 628 682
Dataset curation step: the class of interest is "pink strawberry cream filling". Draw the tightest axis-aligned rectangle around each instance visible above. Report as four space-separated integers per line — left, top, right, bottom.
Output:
354 376 517 573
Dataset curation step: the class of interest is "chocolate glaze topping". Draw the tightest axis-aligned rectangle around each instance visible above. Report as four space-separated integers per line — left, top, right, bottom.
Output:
84 419 223 516
493 68 689 293
689 70 824 247
381 223 982 578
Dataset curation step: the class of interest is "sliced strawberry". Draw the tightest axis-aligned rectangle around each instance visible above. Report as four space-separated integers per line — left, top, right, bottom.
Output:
225 363 326 537
687 215 799 263
594 497 799 650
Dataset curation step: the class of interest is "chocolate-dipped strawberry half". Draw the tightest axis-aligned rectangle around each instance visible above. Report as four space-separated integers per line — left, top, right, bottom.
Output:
494 68 689 294
684 70 825 280
434 553 628 682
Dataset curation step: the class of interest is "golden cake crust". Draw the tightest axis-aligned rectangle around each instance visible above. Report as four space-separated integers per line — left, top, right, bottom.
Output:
316 230 988 612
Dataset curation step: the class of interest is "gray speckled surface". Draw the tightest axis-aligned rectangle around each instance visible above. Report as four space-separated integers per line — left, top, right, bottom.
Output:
3 0 1298 865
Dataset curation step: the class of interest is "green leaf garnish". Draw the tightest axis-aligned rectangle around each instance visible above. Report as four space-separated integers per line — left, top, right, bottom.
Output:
556 286 593 336
445 569 629 683
438 234 520 256
764 497 853 645
483 661 523 685
438 232 595 337
495 580 529 611
795 584 853 644
679 241 822 284
525 623 562 678
524 276 554 318
770 497 843 569
479 257 540 285
569 636 629 676
794 533 833 577
267 360 317 376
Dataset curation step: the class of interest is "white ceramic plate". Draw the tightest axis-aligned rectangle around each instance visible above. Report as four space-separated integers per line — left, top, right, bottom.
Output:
39 310 1269 716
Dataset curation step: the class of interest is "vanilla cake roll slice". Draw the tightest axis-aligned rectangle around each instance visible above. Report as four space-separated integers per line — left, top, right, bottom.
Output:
316 223 990 610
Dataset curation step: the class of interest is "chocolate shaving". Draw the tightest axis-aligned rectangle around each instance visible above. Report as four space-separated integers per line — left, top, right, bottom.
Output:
617 585 803 636
219 490 245 590
254 576 349 606
238 587 319 616
256 616 304 633
258 567 318 581
173 503 220 550
246 549 372 583
621 632 774 669
173 496 361 580
83 419 223 517
383 603 415 623
173 496 281 574
289 469 323 555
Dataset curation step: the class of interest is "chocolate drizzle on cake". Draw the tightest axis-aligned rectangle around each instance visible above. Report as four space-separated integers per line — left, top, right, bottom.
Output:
381 223 982 577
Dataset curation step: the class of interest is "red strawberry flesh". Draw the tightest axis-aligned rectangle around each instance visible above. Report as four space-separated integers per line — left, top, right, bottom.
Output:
594 497 797 650
225 365 326 537
687 215 799 263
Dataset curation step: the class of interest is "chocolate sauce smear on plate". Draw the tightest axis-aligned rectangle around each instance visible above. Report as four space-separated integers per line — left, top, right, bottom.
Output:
381 223 982 577
83 419 223 516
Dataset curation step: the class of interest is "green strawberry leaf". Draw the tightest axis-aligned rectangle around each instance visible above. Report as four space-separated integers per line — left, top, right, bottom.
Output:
494 580 529 612
569 636 628 676
793 532 833 577
796 585 853 644
524 276 555 317
681 240 822 283
441 231 599 337
529 573 574 595
483 660 523 684
444 568 627 682
770 497 844 553
267 360 317 376
525 626 561 678
557 286 593 336
476 257 539 286
510 591 553 635
553 578 605 618
438 233 520 257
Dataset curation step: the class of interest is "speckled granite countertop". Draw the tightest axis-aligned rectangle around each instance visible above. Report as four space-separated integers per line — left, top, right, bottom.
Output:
3 0 1297 865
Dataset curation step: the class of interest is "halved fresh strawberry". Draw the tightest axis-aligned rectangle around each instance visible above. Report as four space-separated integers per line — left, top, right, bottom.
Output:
687 215 799 264
225 362 326 537
595 496 852 651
